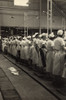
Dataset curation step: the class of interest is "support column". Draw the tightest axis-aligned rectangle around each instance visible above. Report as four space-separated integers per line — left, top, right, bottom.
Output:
47 0 52 34
24 12 27 37
11 29 13 36
62 17 66 31
39 0 41 34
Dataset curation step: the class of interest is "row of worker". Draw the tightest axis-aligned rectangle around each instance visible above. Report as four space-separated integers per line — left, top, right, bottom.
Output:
2 30 66 79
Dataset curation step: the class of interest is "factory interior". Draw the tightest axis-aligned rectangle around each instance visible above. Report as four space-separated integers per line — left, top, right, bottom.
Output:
0 0 66 100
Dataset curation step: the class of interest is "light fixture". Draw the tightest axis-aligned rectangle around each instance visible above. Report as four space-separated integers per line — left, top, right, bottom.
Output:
14 0 29 6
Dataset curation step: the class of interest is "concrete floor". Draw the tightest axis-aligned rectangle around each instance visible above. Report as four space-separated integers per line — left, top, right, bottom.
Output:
0 54 58 100
4 54 66 100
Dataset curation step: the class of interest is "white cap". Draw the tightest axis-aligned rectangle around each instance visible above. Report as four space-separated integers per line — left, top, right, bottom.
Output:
32 35 35 38
41 33 47 40
41 33 46 36
17 36 21 39
57 30 63 36
49 32 55 38
23 37 27 40
35 32 39 37
27 36 31 39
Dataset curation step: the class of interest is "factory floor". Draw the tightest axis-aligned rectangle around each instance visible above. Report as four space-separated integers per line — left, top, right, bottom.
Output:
0 53 66 100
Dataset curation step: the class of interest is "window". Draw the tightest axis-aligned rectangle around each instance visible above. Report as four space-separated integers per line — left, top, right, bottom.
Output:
14 0 29 6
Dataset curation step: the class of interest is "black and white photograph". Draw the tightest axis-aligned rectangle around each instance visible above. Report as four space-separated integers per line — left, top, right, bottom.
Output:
0 0 66 100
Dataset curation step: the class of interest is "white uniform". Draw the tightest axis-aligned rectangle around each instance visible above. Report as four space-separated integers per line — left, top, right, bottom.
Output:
12 40 15 56
10 39 13 55
46 39 54 73
11 40 14 55
24 40 31 60
53 37 65 76
13 39 18 57
20 40 25 60
31 39 39 65
24 40 29 60
62 38 66 78
37 39 45 68
8 40 11 54
17 39 21 51
2 40 7 52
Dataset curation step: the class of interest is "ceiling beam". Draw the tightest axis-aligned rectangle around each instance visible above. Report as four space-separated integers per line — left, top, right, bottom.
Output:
53 0 66 18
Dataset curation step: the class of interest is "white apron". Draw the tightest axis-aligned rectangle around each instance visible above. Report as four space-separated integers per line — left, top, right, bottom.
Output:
46 40 54 73
53 51 65 75
31 45 38 65
53 37 65 76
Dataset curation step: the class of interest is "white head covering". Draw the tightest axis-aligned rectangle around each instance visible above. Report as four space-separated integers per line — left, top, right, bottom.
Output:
23 37 27 40
57 30 63 36
27 36 31 39
35 32 39 37
41 33 46 36
49 32 55 38
17 36 21 40
41 33 47 40
35 32 39 35
32 35 35 38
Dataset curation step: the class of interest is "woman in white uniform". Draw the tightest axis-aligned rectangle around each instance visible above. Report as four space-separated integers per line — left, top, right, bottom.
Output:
20 37 26 64
52 30 65 87
46 32 55 76
31 34 39 70
10 38 13 56
38 33 47 73
62 36 66 78
24 36 32 66
7 37 11 55
16 37 21 62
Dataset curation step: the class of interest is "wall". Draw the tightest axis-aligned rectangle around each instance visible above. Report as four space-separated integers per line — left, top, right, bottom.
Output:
0 12 64 29
0 0 66 30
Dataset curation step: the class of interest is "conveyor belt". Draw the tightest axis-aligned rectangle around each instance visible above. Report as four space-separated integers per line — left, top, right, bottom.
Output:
3 55 61 100
0 54 66 100
0 68 22 100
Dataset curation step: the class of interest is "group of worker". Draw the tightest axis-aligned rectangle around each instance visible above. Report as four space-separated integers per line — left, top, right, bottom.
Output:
2 29 66 87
